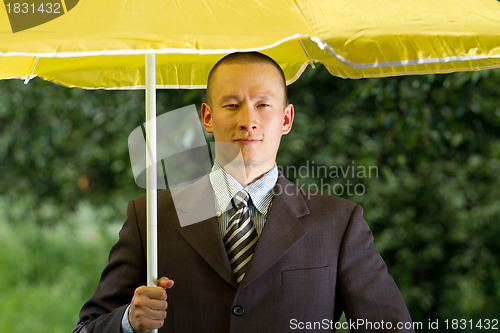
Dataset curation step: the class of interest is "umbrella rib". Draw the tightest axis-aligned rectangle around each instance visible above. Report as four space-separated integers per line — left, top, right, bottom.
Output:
24 57 39 84
299 40 316 69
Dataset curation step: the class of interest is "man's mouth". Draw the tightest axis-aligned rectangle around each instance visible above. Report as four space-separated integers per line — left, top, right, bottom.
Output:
234 138 262 145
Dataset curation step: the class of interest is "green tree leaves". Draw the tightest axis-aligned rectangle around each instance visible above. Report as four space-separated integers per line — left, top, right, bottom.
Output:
282 68 500 325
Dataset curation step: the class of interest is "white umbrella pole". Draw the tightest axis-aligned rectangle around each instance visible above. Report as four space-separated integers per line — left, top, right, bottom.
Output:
145 53 158 329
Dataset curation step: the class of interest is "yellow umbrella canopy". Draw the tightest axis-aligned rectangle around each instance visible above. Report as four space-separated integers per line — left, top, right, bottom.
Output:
1 0 500 89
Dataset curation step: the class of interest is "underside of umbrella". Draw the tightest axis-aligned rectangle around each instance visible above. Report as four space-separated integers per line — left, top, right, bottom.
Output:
1 0 500 88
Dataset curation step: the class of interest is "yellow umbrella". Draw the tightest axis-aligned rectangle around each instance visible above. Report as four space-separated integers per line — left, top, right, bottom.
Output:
1 0 500 88
2 1 500 317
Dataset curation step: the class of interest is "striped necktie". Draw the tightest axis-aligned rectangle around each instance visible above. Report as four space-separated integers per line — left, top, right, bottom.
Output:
223 189 258 284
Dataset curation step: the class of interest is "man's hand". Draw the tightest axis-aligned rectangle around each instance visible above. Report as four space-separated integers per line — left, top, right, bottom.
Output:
128 277 174 333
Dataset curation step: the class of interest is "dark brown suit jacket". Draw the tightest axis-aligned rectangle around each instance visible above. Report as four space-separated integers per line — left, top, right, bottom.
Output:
74 175 414 332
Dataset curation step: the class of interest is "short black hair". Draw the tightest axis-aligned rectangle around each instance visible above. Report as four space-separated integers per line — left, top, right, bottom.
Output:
206 52 287 106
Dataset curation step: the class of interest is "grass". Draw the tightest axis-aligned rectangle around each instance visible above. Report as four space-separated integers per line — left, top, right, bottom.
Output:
0 198 122 332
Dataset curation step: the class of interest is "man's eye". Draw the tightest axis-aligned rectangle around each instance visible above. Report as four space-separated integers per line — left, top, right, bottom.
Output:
224 104 238 108
258 104 270 107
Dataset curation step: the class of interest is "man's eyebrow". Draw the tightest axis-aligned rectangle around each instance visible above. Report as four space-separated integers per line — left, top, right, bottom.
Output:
254 95 275 101
220 95 240 102
219 94 276 102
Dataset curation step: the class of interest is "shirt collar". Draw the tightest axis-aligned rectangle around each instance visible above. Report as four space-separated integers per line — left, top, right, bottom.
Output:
209 161 278 215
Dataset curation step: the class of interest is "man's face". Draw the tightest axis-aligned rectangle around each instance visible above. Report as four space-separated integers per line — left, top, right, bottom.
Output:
201 62 294 173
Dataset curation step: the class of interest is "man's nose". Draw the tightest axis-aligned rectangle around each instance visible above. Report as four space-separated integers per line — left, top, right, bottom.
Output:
237 105 258 130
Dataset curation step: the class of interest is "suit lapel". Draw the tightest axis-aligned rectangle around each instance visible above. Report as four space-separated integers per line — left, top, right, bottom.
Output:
172 175 311 291
239 176 310 290
173 176 238 288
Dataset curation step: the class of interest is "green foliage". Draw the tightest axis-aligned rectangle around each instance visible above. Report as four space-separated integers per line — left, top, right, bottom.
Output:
280 68 500 329
1 67 499 332
0 197 120 332
0 79 204 223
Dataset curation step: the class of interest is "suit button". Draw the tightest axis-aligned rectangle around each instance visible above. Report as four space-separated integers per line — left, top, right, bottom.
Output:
232 305 244 316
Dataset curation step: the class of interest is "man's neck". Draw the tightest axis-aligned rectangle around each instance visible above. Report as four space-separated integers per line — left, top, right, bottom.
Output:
217 160 274 187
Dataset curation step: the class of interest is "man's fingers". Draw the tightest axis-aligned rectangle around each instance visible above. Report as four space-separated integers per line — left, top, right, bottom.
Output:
129 313 165 333
149 298 168 312
134 285 167 300
133 304 167 320
129 280 173 332
129 290 168 333
157 277 174 289
134 297 167 311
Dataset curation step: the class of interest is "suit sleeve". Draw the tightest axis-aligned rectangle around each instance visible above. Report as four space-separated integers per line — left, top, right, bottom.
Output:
73 199 147 333
337 204 414 333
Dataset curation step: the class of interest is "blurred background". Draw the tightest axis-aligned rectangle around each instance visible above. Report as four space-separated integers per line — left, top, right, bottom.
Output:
0 65 499 332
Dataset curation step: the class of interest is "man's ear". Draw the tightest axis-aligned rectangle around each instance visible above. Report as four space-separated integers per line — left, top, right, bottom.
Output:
201 103 214 133
282 103 294 135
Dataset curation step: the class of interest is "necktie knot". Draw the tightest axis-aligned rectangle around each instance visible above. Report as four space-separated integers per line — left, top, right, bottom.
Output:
232 189 249 209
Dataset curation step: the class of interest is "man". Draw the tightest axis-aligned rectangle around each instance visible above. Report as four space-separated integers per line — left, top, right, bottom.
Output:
74 52 414 332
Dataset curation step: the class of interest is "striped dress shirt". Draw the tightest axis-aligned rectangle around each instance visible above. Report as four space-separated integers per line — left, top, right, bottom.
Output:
209 162 278 237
